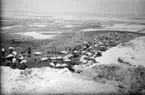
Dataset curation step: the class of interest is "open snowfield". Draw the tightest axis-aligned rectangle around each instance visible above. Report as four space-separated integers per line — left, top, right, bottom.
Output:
14 31 61 40
27 24 46 27
1 25 22 30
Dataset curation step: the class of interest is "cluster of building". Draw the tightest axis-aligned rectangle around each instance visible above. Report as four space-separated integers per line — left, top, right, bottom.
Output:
0 32 125 70
1 47 28 69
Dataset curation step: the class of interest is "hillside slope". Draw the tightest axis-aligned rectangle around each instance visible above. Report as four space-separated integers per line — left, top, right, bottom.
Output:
95 36 145 67
0 66 116 95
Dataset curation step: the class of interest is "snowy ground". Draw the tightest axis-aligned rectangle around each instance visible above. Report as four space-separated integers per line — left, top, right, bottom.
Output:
1 25 22 30
94 36 145 67
27 24 47 27
14 31 62 40
1 67 116 95
81 24 145 32
64 25 74 28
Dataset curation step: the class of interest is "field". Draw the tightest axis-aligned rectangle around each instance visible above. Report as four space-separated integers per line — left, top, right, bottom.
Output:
1 14 145 95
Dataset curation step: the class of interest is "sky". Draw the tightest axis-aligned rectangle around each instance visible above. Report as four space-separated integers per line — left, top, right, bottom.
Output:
2 0 145 16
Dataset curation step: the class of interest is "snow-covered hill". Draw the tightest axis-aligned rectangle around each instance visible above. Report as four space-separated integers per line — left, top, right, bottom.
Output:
95 36 145 67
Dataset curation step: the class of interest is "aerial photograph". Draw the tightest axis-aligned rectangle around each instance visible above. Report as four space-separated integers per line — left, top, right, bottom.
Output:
0 0 145 95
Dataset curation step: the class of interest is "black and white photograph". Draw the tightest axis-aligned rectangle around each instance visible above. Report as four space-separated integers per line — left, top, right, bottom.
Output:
0 0 145 95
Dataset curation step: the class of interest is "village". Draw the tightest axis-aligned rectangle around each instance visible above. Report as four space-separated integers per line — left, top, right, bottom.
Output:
0 32 138 72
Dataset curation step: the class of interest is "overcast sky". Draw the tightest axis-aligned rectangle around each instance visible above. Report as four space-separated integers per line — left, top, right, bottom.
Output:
2 0 145 15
